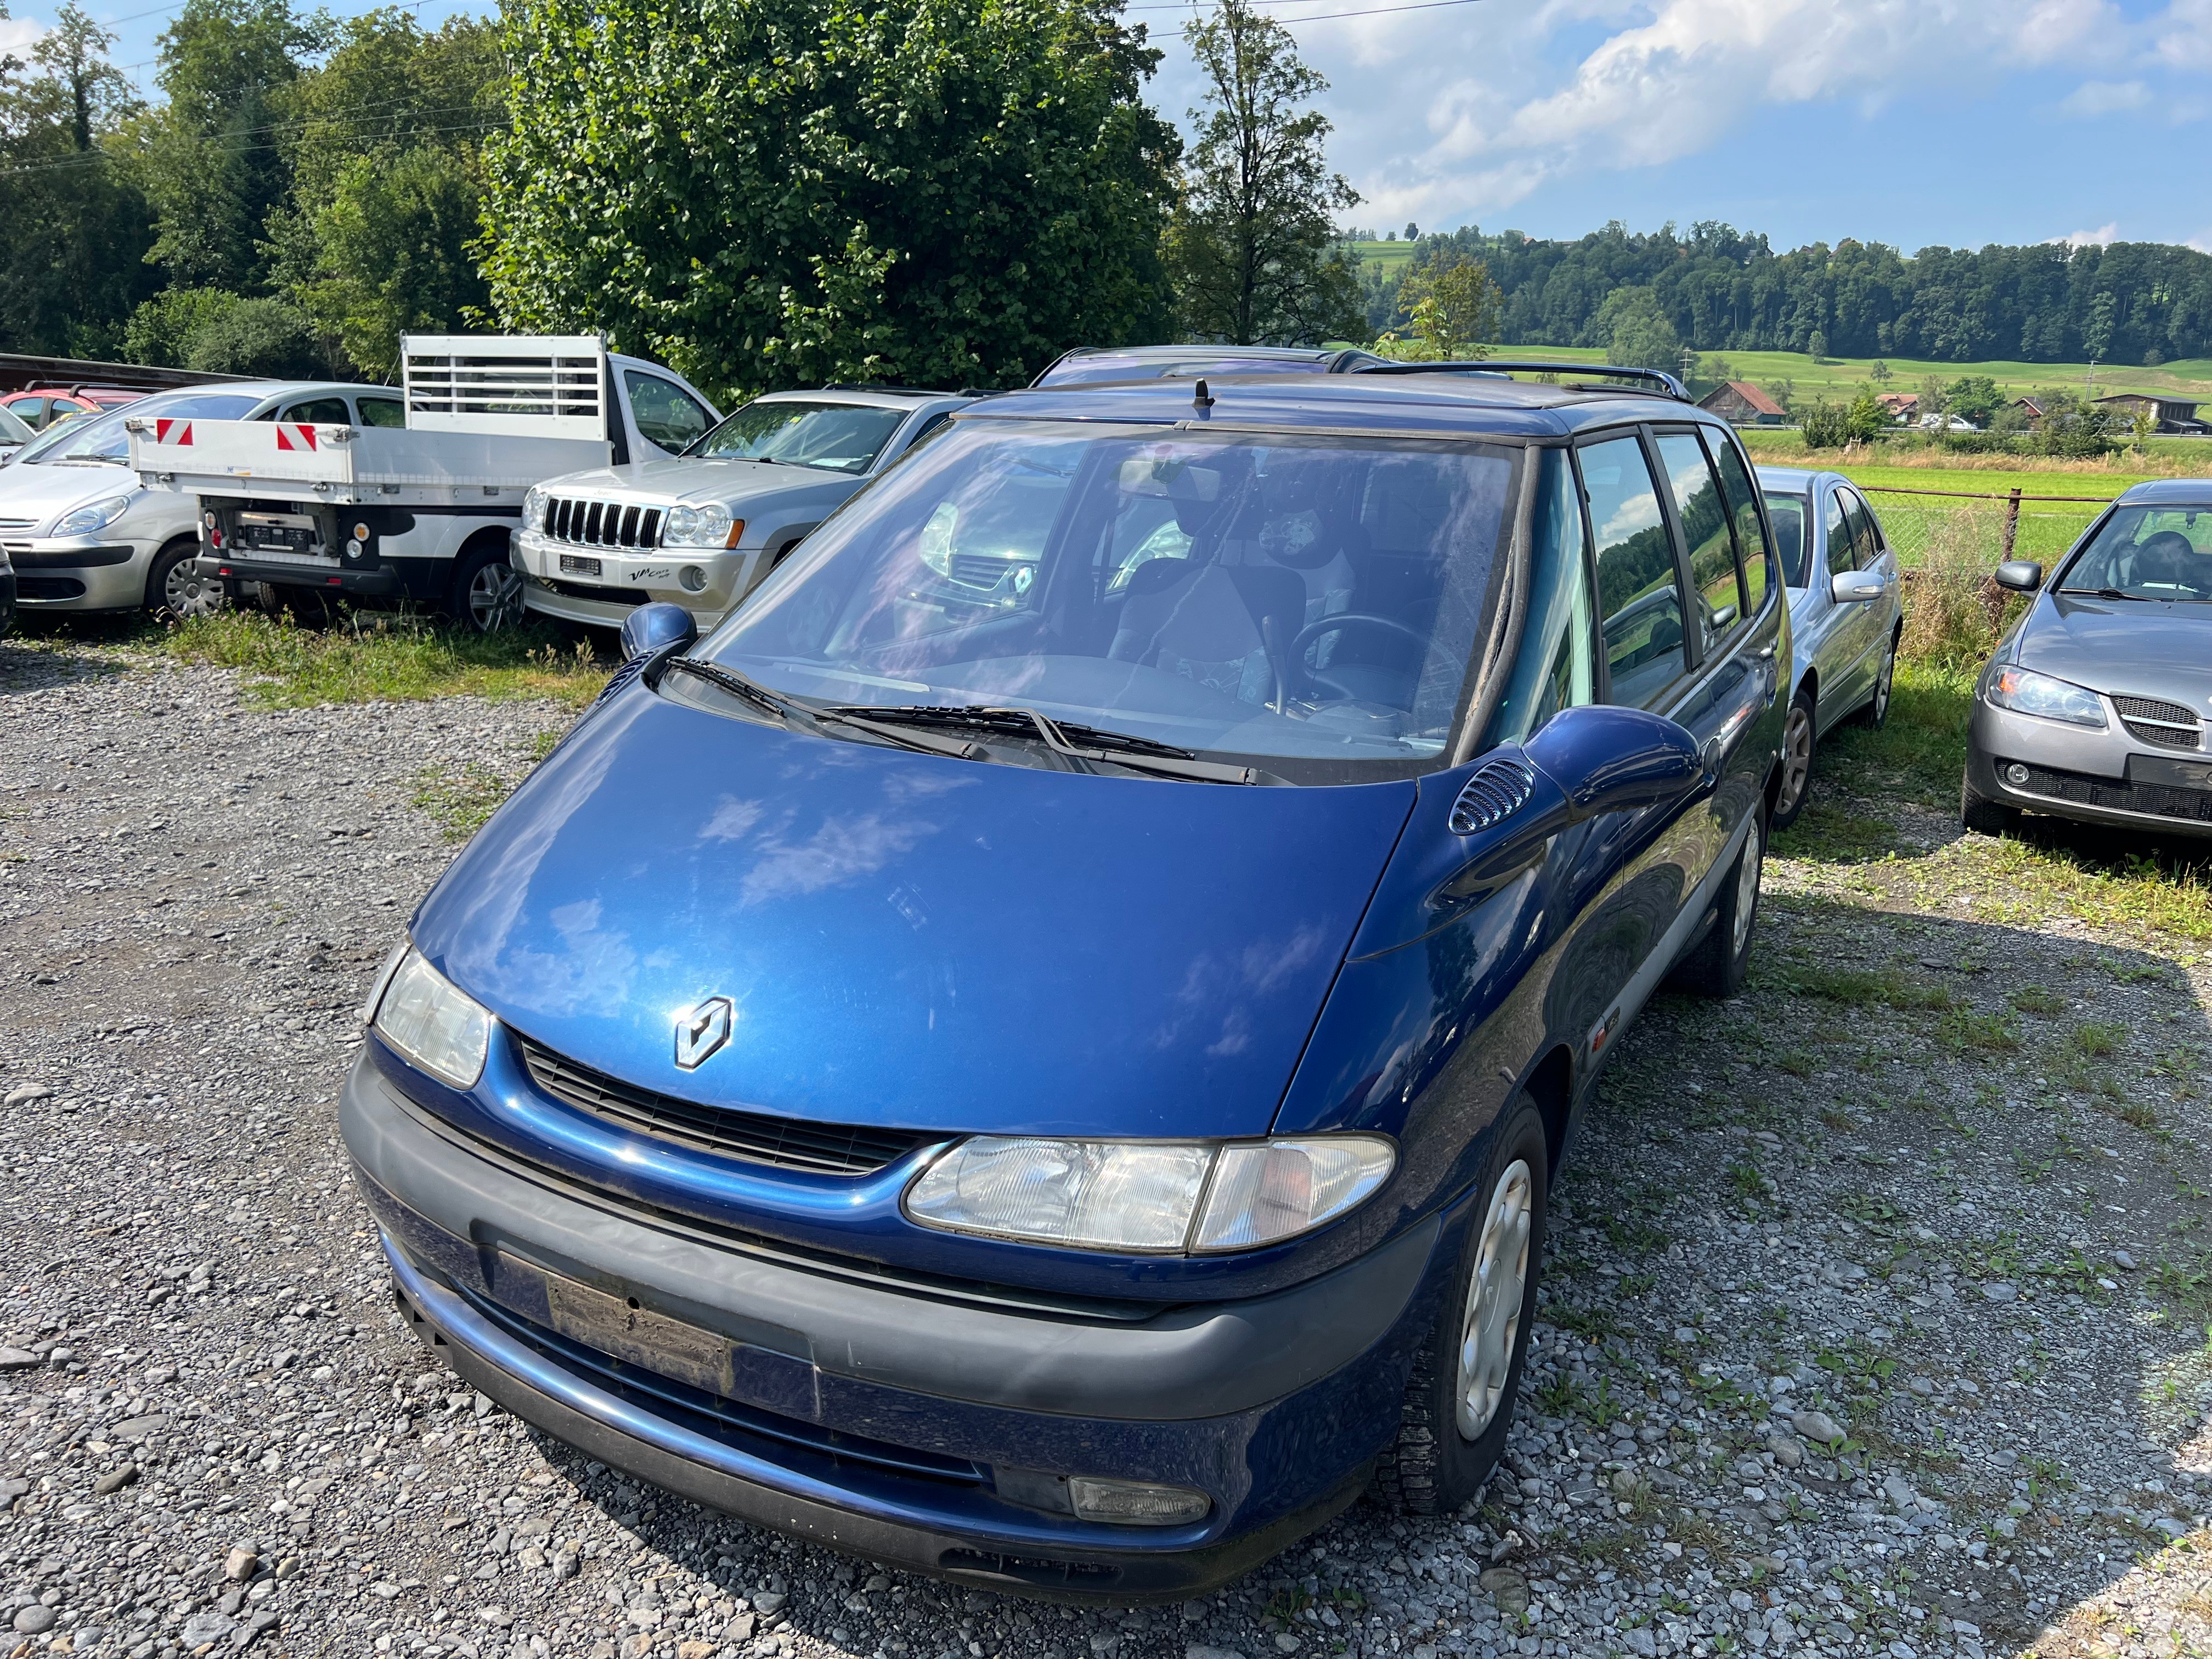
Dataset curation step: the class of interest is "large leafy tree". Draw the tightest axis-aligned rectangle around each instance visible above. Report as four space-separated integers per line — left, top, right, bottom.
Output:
479 0 1178 396
1161 0 1362 346
0 4 155 354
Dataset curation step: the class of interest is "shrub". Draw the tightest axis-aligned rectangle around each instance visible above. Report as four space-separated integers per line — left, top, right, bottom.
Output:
1900 504 2019 670
1801 400 1848 449
182 298 326 378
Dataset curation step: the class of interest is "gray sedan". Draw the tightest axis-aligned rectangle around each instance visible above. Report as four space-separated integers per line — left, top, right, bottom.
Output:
1963 478 2212 839
1757 466 1905 827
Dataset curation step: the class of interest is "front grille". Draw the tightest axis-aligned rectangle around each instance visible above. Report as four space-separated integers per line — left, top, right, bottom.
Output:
947 554 1017 588
518 1038 928 1175
1450 757 1538 834
2112 694 2200 752
0 517 38 533
548 497 663 550
2012 761 2212 826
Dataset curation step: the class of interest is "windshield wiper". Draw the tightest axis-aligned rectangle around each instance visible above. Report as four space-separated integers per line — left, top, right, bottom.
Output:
2063 587 2148 601
662 658 983 760
828 704 1269 785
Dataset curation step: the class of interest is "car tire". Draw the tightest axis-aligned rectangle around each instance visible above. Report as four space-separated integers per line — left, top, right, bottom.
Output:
1374 1092 1549 1516
1960 775 2017 837
450 541 524 634
147 539 223 619
1771 689 1816 831
1666 809 1764 998
1856 628 1898 729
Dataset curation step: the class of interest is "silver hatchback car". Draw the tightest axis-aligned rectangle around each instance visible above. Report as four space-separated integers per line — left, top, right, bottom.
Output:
1757 466 1905 826
1963 478 2212 839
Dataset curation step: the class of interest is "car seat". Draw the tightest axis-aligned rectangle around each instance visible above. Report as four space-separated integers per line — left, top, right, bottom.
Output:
1109 560 1306 706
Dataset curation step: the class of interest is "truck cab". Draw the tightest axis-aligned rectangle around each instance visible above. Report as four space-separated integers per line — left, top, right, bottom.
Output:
512 386 974 632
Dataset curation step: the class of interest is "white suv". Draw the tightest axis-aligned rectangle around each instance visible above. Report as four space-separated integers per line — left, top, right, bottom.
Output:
514 386 973 630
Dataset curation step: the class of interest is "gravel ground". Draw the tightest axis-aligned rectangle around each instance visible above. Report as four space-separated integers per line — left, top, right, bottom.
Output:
2 638 2209 1659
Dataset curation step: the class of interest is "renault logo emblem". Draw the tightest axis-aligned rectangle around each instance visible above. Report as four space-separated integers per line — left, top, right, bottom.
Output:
674 997 733 1070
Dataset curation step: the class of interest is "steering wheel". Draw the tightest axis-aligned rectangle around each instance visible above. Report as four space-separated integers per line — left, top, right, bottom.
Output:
1289 612 1426 701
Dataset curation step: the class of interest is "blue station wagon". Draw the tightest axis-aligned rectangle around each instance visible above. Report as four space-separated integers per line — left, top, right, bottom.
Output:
343 368 1789 1597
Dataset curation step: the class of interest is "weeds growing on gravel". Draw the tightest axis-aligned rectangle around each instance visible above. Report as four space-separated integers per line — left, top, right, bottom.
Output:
163 610 612 708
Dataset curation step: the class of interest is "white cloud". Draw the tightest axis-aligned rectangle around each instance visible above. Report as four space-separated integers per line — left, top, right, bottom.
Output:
2153 0 2212 67
2059 78 2152 115
2052 222 2121 247
0 14 42 60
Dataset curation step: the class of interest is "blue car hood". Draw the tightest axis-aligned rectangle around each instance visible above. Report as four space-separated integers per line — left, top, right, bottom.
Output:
412 689 1417 1140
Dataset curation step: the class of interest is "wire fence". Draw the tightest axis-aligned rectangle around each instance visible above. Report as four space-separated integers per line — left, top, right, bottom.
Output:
1860 484 2119 570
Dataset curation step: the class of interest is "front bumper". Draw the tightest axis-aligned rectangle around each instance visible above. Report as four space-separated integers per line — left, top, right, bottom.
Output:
1968 697 2212 837
342 1056 1443 1598
4 536 155 609
512 528 753 629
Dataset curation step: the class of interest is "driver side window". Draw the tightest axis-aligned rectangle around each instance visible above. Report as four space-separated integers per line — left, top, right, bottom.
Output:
624 371 713 454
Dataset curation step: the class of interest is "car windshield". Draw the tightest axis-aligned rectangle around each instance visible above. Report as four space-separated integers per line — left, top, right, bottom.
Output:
693 419 1517 772
687 399 906 472
16 392 259 466
2058 504 2212 601
1764 490 1811 586
0 405 32 445
1039 354 1327 387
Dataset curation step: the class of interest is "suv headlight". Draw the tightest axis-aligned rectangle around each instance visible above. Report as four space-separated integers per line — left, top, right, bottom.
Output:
905 1135 1395 1254
663 504 738 548
367 946 490 1089
1987 665 2106 729
54 493 136 536
522 485 548 532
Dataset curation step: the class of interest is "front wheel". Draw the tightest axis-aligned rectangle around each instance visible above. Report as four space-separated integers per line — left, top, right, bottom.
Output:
1666 809 1764 998
451 543 524 634
148 540 224 619
1770 689 1816 830
1374 1093 1549 1515
1961 775 2017 837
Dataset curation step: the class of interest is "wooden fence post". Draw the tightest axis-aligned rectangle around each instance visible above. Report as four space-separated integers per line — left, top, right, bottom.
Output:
1983 488 2025 630
1999 488 2022 561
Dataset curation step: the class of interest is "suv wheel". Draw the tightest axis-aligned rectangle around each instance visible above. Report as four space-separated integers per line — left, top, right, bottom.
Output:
1374 1093 1549 1515
1666 810 1764 998
452 544 524 634
1771 689 1816 830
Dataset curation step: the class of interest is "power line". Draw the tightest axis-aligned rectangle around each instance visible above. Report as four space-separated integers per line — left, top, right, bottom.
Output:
0 110 503 176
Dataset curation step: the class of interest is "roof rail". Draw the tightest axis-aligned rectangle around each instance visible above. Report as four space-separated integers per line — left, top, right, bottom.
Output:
1355 359 1691 403
817 382 961 396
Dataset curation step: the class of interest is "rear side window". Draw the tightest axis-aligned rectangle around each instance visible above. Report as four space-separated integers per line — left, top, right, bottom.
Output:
1824 491 1855 578
1486 448 1596 745
280 397 349 425
357 396 406 428
1579 435 1686 709
1653 432 1745 655
625 371 714 454
1709 441 1772 610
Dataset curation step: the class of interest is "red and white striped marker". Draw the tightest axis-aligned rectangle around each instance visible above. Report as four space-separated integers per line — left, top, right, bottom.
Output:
275 423 319 453
154 419 193 445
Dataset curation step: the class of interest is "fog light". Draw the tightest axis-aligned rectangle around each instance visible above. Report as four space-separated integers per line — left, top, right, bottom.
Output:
1066 1477 1210 1526
2005 763 2030 786
346 539 364 557
680 565 707 593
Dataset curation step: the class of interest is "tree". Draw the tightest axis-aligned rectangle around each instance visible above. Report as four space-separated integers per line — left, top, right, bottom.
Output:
123 285 241 364
1596 285 1679 370
483 0 1178 394
1389 252 1497 359
1944 375 2002 429
1869 359 1891 384
180 295 321 375
1162 0 1364 346
1403 222 1418 241
1843 387 1888 443
134 0 327 292
1807 329 1829 364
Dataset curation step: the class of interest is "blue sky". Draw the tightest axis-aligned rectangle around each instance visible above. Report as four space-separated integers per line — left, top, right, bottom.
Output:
9 0 2208 257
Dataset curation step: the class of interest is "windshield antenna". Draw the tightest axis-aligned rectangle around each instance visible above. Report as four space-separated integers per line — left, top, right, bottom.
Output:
1192 377 1216 410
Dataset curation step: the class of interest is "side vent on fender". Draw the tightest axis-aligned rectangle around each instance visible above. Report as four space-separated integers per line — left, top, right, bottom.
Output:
1449 757 1537 836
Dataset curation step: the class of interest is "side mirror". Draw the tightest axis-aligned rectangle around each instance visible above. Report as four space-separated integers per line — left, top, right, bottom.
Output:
1993 560 2044 592
618 601 697 662
1830 569 1886 603
1523 703 1703 822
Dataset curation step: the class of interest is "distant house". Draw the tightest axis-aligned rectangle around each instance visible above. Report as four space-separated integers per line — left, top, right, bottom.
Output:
1697 381 1787 426
2094 392 2207 435
1876 392 1920 424
2011 397 2046 422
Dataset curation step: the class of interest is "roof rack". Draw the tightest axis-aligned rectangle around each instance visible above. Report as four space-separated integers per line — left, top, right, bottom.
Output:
1354 360 1691 403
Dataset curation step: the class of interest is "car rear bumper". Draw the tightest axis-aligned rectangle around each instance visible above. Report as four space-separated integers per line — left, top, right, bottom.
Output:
193 554 402 597
342 1055 1444 1599
1968 698 2212 837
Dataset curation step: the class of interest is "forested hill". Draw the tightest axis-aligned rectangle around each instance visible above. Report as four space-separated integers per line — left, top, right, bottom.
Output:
1364 222 2212 365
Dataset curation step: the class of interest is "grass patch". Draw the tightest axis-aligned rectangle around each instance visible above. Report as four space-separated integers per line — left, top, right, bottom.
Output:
2009 985 2067 1017
1805 662 1976 812
411 731 563 842
2072 1021 2125 1059
1772 800 1896 862
1771 961 1951 1012
163 610 611 708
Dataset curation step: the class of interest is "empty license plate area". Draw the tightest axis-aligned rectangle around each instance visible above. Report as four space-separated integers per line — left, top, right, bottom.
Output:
2128 754 2212 792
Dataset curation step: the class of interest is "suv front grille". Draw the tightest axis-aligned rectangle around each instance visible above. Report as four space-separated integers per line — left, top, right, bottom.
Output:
2113 695 2200 752
548 497 663 550
518 1038 928 1175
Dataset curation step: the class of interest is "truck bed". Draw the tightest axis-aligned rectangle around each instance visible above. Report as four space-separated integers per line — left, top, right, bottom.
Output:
128 417 613 506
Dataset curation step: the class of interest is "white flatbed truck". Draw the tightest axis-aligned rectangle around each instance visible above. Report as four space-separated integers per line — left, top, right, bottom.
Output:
128 335 720 630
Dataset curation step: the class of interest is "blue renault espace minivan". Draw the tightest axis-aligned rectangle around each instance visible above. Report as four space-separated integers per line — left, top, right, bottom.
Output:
343 366 1787 1598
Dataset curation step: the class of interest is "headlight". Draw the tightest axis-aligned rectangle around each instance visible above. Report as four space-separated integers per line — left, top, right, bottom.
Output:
368 946 490 1089
905 1135 1395 1254
54 493 135 535
1987 665 2106 729
662 504 737 548
522 486 548 532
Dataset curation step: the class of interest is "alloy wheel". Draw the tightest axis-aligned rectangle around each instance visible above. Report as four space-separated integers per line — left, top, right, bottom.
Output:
1872 644 1895 723
1778 705 1813 815
469 560 525 633
1456 1158 1534 1438
1731 816 1764 957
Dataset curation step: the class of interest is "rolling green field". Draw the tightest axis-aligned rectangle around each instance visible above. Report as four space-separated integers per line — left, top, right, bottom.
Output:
1345 238 1420 274
1474 342 2212 403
